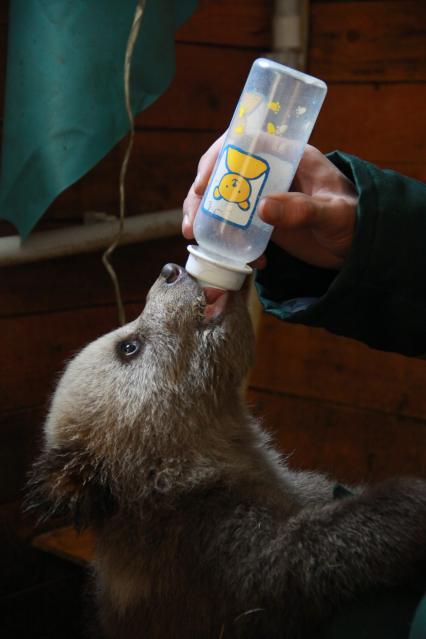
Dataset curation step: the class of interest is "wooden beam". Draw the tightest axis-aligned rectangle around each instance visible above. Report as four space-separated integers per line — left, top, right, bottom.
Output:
176 0 272 48
33 527 94 566
248 387 426 483
250 314 426 421
309 1 426 82
310 82 426 166
0 406 43 502
0 303 143 414
0 236 187 317
136 44 258 131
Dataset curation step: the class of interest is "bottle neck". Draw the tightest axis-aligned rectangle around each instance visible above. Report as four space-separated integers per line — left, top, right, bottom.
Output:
185 245 252 291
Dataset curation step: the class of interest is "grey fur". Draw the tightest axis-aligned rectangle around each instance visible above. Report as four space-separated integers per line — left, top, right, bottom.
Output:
28 266 426 638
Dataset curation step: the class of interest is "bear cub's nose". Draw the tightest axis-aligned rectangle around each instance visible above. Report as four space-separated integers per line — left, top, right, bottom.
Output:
161 263 182 284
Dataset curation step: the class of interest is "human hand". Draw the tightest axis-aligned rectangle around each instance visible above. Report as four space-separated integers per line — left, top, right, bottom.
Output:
182 133 225 239
182 138 357 270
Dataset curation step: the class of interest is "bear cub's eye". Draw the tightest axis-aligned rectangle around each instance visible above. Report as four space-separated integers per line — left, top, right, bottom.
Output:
118 337 142 359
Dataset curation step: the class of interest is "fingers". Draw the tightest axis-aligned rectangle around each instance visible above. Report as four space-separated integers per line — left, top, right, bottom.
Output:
259 192 323 230
293 145 359 200
182 134 226 239
182 184 200 239
194 134 225 195
258 188 356 267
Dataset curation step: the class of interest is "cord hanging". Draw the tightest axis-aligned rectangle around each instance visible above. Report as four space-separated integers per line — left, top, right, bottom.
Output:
102 0 147 326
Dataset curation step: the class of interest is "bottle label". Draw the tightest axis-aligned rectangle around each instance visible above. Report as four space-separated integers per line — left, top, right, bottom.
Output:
201 144 270 229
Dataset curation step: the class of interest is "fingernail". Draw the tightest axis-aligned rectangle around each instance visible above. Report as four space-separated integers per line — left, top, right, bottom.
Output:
260 198 281 223
182 214 189 230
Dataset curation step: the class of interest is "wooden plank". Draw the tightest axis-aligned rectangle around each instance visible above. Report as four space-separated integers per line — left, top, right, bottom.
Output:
0 236 187 317
309 1 426 82
310 82 426 164
250 314 426 421
33 527 94 566
248 388 426 483
0 406 43 503
136 44 258 131
100 84 426 166
0 302 141 414
176 0 271 48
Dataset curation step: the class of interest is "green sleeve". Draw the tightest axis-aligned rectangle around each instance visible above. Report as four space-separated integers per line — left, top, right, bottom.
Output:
255 151 426 356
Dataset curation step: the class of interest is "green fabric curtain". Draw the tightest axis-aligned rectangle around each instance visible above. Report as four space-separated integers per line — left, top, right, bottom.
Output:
0 0 197 238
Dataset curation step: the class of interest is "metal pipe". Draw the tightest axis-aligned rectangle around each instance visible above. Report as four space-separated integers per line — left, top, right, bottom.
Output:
0 209 182 267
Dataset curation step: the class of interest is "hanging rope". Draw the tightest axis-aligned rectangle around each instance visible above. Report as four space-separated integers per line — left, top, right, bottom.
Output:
102 0 147 326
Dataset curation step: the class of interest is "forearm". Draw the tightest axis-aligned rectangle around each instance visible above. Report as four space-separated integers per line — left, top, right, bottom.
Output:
227 480 424 609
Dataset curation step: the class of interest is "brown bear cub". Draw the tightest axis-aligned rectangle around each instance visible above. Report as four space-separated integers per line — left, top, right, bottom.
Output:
28 264 426 638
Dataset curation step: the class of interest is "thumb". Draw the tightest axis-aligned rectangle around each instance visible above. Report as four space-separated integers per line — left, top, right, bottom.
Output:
258 192 326 231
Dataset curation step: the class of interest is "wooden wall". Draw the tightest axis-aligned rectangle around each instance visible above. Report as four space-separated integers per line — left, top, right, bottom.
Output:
1 0 425 533
249 0 426 484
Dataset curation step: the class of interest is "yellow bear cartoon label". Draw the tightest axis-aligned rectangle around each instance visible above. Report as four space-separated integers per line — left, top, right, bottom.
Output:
213 147 268 212
226 147 268 180
202 145 270 229
214 173 251 210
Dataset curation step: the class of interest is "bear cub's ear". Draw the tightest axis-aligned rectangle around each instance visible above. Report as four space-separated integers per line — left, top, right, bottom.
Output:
25 444 116 532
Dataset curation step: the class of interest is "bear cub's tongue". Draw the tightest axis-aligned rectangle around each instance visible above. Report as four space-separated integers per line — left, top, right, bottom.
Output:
203 287 229 322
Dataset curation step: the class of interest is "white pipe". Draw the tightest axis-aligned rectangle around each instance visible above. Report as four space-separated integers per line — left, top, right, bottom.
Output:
0 209 182 267
272 0 308 70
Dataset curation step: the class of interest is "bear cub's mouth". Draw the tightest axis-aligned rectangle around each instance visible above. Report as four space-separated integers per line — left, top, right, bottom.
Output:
203 287 230 323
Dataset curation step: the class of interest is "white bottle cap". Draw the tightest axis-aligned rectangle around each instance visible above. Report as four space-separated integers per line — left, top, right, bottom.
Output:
185 245 252 291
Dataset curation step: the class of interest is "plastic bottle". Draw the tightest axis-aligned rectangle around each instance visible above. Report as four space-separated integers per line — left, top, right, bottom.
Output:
185 58 327 290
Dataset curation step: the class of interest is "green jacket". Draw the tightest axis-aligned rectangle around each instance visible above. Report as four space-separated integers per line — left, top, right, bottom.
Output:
255 152 426 638
256 152 426 356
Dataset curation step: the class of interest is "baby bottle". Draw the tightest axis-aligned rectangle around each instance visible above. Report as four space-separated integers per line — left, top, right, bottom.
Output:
185 58 327 290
